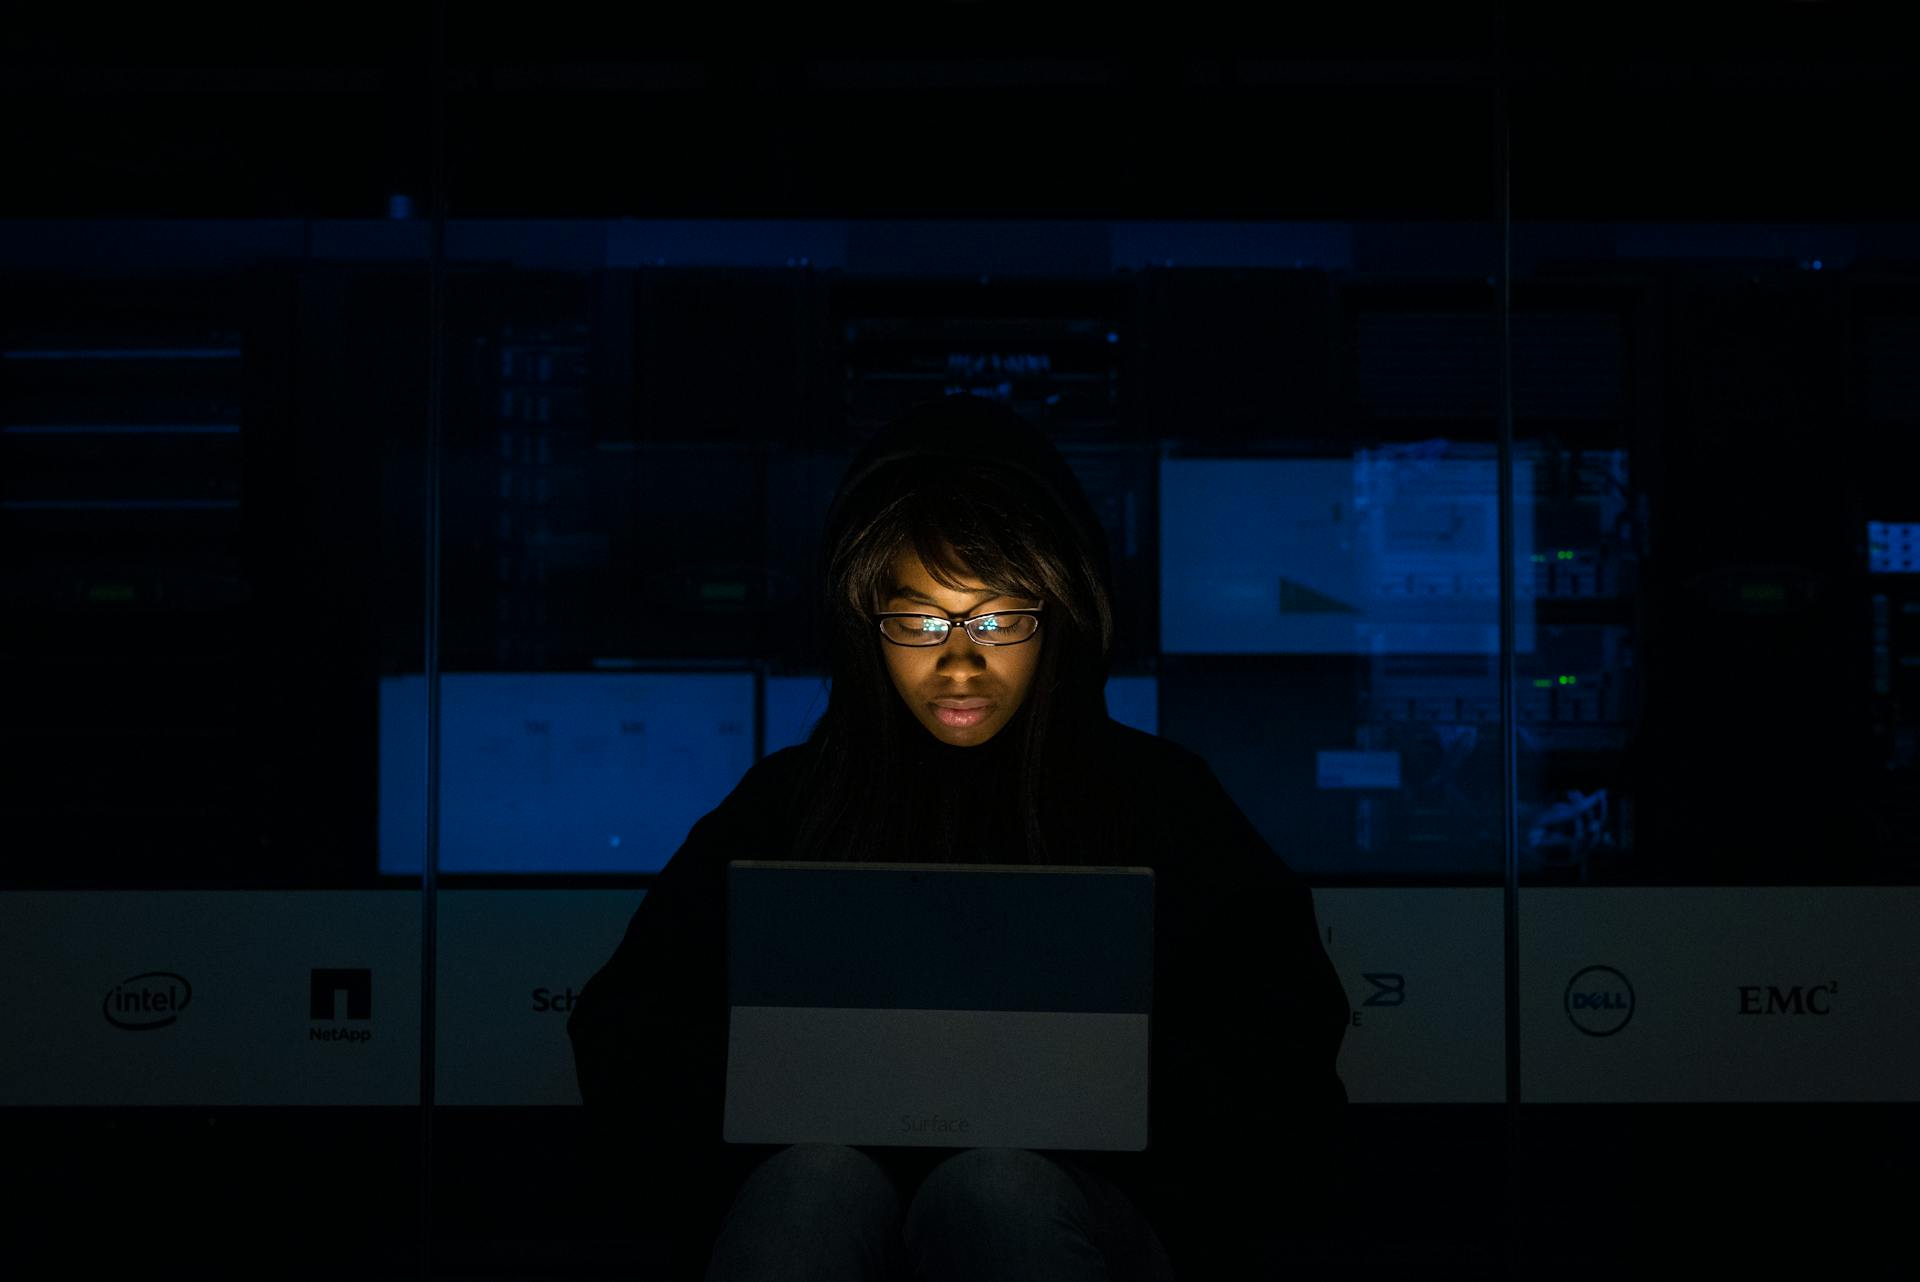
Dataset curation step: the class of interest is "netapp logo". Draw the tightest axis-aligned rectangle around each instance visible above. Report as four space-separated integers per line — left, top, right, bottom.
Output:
310 968 372 1044
1737 983 1836 1015
104 972 192 1031
1565 965 1635 1037
531 987 578 1013
902 1113 970 1136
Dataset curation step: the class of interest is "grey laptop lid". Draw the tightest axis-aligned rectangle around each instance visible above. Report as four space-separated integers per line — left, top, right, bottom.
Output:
723 861 1154 1152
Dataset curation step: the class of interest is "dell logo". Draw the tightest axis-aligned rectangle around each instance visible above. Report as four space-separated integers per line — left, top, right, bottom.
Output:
1564 965 1635 1037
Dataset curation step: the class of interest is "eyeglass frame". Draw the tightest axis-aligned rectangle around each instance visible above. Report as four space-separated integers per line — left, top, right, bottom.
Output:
872 605 1045 647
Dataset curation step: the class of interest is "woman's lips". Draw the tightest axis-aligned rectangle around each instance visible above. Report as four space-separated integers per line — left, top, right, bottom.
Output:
931 699 992 728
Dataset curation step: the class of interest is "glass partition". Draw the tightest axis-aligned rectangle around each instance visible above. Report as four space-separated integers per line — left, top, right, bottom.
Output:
1502 15 1920 1274
1 12 434 1280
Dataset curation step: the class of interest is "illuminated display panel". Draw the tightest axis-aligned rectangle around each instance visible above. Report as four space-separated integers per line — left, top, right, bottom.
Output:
379 673 755 874
1868 521 1920 574
1160 452 1536 657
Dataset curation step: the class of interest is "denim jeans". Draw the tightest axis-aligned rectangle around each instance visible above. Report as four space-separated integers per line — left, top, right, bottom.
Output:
703 1143 1177 1282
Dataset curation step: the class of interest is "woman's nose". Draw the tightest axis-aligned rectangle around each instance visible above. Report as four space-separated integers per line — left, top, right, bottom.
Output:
936 640 987 667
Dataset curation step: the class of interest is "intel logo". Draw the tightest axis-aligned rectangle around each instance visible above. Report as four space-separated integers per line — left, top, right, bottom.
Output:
1564 965 1634 1037
104 972 192 1031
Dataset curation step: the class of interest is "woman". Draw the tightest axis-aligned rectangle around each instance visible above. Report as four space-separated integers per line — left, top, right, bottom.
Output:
569 394 1349 1280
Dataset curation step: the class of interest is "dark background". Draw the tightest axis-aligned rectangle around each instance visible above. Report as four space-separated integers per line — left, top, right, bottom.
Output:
5 4 1916 1279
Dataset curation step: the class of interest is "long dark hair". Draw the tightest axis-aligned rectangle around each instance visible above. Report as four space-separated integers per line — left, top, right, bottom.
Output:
786 407 1116 867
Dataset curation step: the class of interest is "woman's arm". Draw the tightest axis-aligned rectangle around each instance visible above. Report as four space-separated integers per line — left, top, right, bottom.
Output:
565 755 790 1259
1143 747 1351 1272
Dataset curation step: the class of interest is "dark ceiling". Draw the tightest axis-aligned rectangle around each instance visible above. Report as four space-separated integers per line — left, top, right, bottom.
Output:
1 4 1910 219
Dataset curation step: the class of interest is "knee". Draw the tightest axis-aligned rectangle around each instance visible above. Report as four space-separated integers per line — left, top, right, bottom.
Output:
733 1143 906 1220
904 1147 1081 1239
708 1145 902 1280
741 1142 899 1219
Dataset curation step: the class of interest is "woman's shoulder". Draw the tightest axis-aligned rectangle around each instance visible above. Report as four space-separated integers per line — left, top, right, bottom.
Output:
1094 716 1213 786
647 745 814 888
1063 717 1233 845
698 743 813 832
742 741 812 786
1090 719 1282 858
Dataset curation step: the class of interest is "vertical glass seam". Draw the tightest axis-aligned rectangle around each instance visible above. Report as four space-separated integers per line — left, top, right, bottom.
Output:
420 2 450 1278
1495 10 1525 1146
1494 26 1525 1277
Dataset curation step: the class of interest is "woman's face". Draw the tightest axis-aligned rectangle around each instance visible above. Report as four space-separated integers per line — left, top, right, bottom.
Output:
878 545 1044 746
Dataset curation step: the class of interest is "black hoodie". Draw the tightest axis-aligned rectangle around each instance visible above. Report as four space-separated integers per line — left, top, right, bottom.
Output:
568 396 1350 1277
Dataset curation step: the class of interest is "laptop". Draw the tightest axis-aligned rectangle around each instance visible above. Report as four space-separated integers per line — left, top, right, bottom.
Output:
723 860 1154 1152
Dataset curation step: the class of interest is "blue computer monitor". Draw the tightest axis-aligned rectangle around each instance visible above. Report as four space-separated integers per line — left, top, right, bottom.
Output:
378 672 756 874
1159 450 1535 656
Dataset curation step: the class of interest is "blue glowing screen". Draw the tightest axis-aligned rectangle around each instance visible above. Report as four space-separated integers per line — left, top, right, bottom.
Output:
379 673 755 874
1160 449 1535 655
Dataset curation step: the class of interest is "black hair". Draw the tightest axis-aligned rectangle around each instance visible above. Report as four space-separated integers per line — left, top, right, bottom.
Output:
787 398 1116 866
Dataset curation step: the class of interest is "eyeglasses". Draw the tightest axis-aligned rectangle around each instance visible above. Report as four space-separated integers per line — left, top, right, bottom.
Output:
873 607 1044 647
